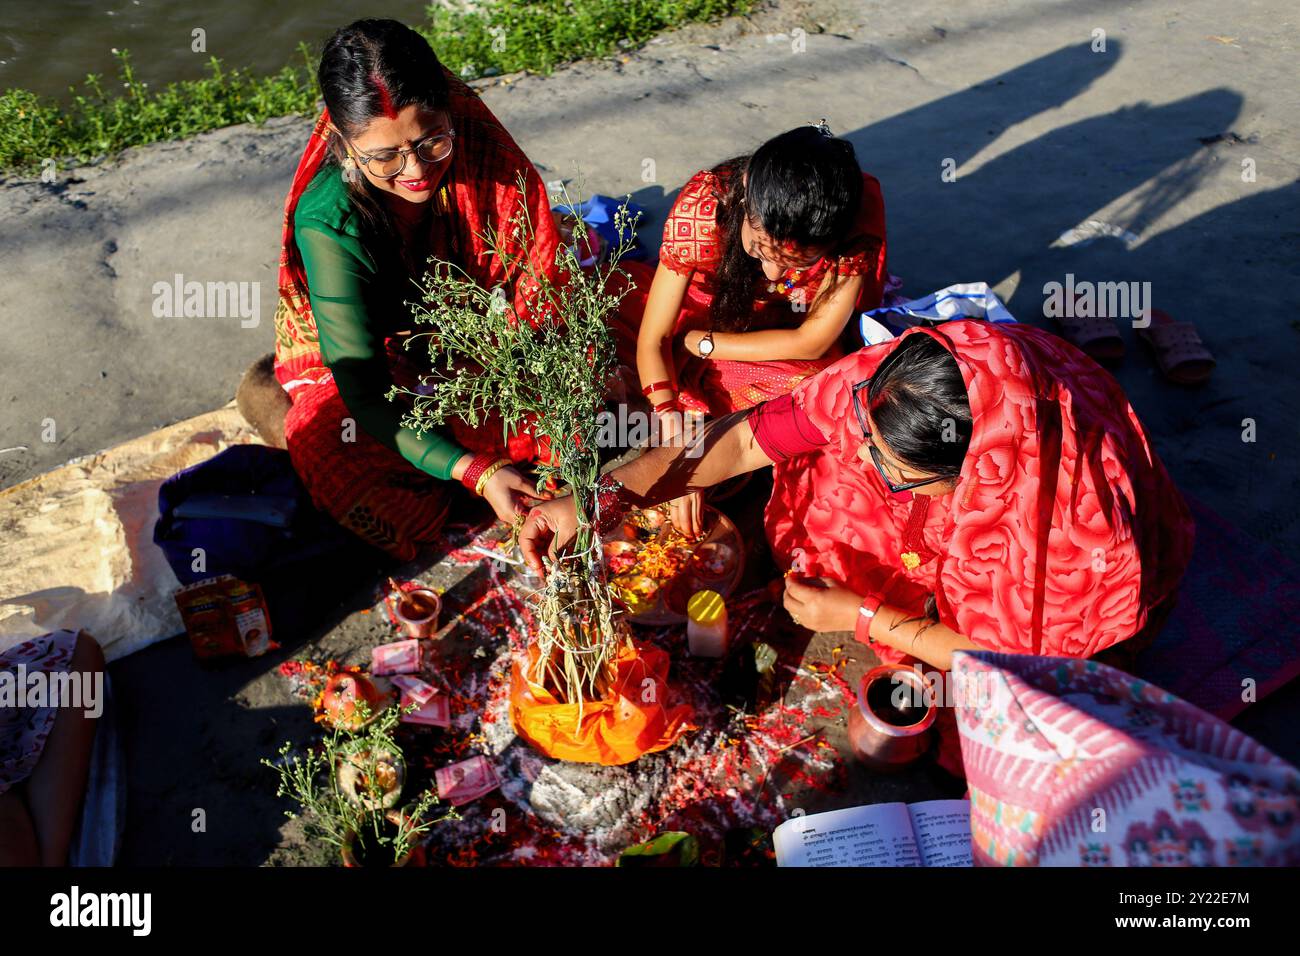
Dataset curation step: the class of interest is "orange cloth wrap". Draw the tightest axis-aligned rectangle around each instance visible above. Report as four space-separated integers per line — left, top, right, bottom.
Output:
509 640 694 765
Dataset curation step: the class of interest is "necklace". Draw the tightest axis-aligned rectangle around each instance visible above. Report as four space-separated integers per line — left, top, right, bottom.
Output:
899 496 937 570
768 268 804 296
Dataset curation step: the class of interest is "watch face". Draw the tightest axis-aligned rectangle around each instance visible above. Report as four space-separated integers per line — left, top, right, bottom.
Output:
699 336 713 356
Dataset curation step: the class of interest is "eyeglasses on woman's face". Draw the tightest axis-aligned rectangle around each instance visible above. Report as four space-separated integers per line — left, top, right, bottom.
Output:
346 128 456 179
851 378 949 494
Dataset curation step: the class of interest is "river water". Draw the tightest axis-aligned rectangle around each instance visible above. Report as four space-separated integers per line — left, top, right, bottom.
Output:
0 1 433 100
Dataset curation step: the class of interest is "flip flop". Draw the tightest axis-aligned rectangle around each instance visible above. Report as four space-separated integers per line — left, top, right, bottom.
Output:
1054 309 1125 363
1136 308 1216 386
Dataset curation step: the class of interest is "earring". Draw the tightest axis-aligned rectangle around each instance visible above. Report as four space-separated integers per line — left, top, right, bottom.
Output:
341 155 361 183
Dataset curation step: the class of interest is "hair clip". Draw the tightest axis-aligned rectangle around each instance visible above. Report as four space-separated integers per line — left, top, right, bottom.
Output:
813 118 833 137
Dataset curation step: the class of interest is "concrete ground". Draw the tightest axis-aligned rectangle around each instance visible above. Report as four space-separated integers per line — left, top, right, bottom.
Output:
1 0 1297 863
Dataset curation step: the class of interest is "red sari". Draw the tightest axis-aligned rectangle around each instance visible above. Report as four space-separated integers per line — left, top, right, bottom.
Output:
614 167 888 414
272 72 562 559
767 320 1194 660
762 321 1195 776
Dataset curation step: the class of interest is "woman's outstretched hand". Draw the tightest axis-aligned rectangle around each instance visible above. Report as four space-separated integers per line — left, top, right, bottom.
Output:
655 407 705 539
519 496 580 575
482 466 549 526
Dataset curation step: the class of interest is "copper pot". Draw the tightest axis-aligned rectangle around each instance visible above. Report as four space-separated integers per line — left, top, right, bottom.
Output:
847 664 936 771
394 588 441 638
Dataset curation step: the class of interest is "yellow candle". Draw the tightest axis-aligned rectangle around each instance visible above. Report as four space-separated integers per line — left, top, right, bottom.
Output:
687 589 728 658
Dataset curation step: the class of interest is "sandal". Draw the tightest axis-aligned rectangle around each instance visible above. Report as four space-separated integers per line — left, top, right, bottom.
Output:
1054 311 1125 363
1136 309 1216 386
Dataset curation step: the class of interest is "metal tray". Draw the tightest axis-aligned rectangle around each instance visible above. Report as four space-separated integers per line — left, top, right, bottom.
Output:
603 504 745 626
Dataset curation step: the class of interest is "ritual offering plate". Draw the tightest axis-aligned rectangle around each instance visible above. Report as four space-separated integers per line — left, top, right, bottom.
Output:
602 540 640 575
605 504 744 625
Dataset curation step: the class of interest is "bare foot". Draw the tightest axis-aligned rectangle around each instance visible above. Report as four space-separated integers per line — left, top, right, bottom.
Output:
236 353 292 449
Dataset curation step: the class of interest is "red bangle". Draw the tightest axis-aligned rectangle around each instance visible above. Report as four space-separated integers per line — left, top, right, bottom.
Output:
653 399 681 414
592 472 630 538
641 380 674 398
459 452 497 493
855 592 885 646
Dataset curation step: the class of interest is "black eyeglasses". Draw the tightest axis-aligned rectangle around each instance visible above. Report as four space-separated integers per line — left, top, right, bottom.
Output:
345 128 456 179
851 378 947 494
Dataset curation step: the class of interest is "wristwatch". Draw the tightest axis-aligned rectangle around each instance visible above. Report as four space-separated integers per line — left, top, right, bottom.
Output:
698 330 715 358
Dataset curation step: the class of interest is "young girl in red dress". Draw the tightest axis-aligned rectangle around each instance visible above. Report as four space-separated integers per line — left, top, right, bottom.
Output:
615 123 888 534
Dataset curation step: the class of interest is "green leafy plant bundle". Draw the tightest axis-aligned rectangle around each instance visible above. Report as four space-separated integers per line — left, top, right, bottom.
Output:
397 180 639 710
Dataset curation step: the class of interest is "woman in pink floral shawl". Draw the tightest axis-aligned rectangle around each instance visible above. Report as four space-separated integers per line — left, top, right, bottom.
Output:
521 319 1196 776
766 319 1195 665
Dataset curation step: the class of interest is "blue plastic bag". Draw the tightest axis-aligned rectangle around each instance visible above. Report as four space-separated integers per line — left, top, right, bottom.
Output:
552 194 649 262
860 281 1017 345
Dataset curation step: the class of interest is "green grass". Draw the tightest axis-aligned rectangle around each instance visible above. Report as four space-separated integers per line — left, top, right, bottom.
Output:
0 0 756 175
0 47 321 176
426 0 755 77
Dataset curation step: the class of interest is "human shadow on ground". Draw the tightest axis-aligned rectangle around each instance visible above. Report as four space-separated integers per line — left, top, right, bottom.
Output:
629 39 1298 730
839 45 1298 549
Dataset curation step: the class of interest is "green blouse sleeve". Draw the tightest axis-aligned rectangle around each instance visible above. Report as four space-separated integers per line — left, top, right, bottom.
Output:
295 220 466 481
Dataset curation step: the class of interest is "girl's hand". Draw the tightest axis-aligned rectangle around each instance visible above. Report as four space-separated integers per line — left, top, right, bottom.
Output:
683 330 705 357
654 410 704 537
782 576 862 633
481 466 547 525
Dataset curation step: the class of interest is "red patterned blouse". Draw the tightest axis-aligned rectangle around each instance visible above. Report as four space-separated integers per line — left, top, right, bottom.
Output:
657 166 889 321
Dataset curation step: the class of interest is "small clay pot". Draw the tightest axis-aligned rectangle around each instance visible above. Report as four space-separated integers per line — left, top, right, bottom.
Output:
340 811 420 868
846 664 936 772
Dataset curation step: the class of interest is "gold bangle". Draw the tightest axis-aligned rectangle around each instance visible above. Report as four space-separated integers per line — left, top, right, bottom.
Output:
474 458 511 497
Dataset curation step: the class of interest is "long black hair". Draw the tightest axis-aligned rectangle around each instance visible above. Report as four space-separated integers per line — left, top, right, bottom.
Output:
710 126 865 331
868 333 972 627
317 18 451 270
866 333 972 478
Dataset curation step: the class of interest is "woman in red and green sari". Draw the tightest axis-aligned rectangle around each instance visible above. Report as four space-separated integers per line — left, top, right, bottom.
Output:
270 19 561 559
